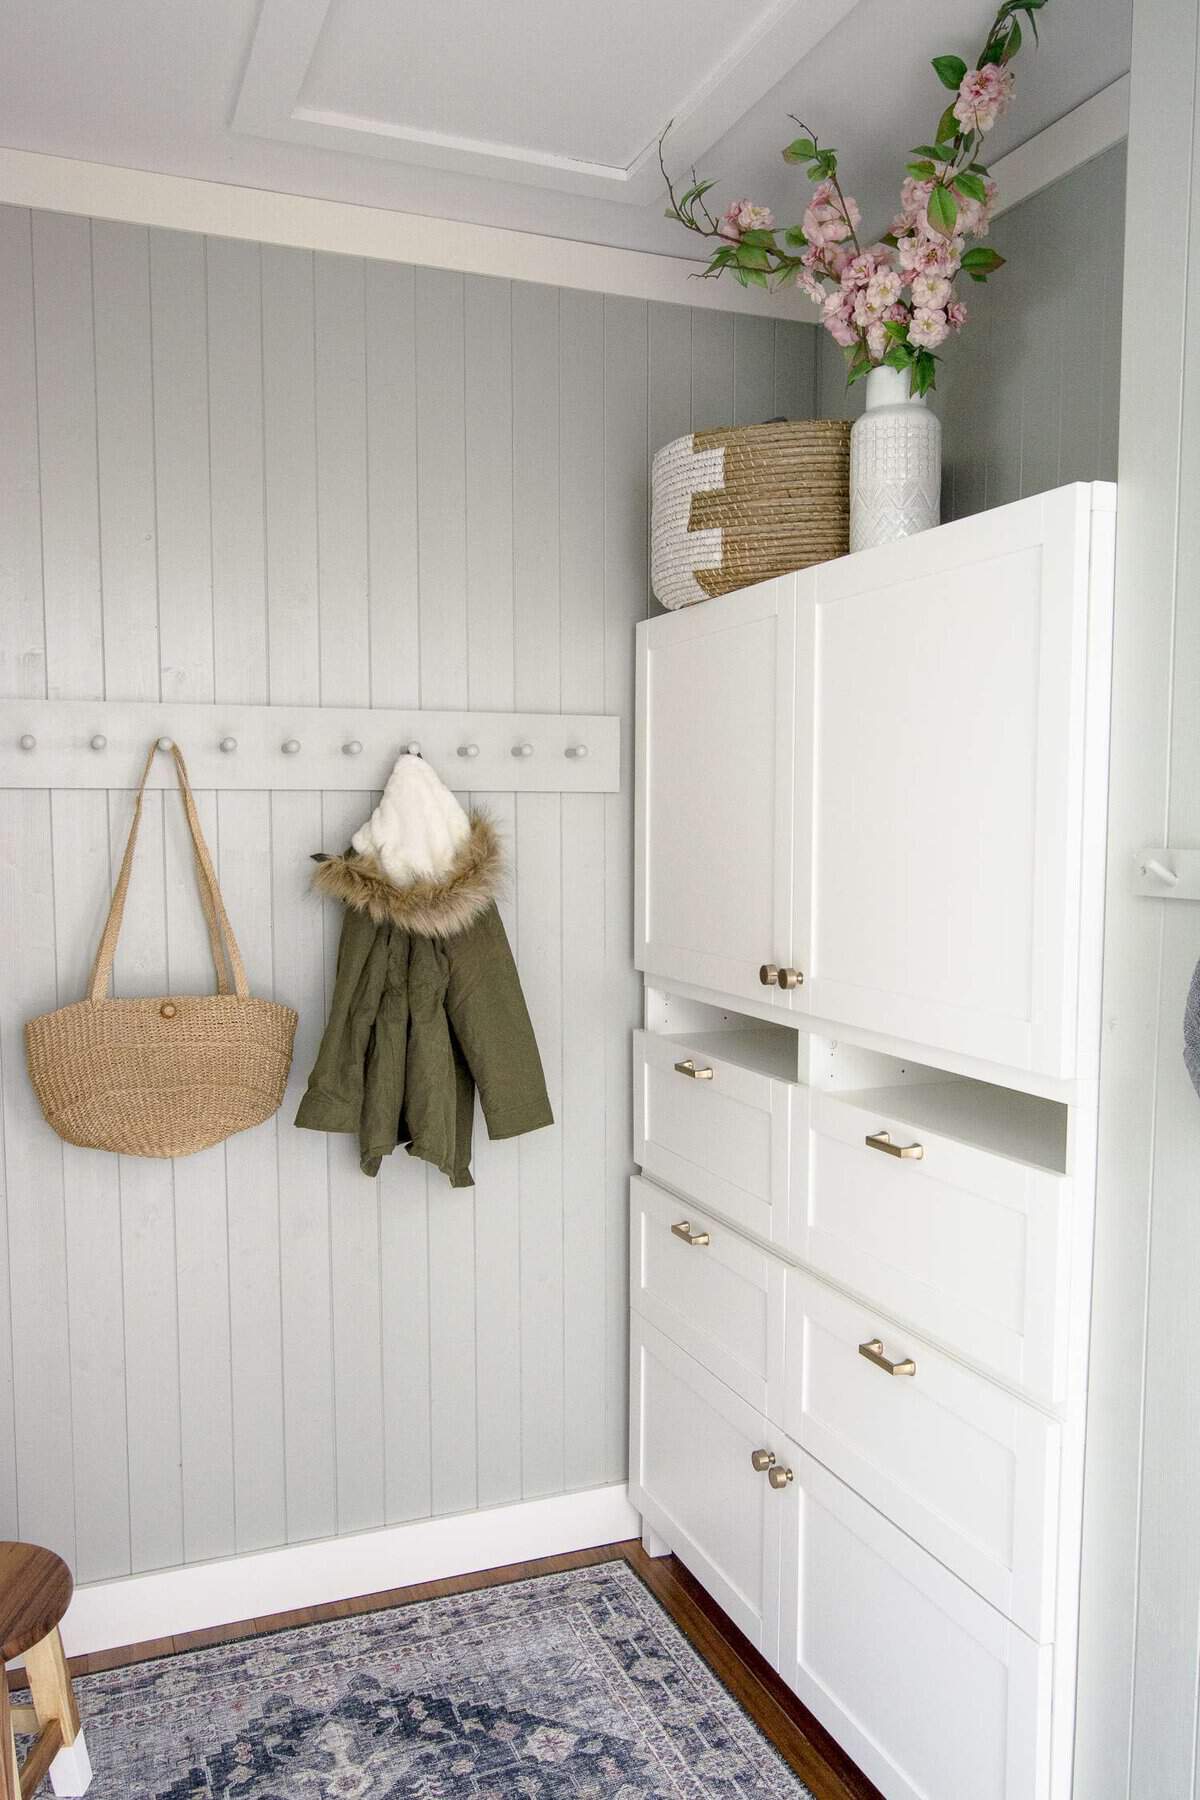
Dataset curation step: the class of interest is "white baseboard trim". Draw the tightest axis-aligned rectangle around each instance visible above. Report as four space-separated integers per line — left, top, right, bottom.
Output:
59 1483 639 1659
0 147 809 317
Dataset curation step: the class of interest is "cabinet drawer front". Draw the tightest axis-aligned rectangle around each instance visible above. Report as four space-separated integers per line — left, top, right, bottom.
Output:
799 1091 1070 1402
629 1317 784 1659
784 1270 1059 1641
634 1029 796 1242
781 1451 1052 1800
630 1175 785 1411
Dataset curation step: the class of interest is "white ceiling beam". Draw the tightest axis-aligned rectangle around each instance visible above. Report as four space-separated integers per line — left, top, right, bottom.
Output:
991 74 1129 217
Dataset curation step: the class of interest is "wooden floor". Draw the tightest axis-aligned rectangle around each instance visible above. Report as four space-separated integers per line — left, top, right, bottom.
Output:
9 1540 881 1800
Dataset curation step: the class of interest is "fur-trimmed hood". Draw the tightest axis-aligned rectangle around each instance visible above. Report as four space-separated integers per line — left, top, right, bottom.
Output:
314 810 503 938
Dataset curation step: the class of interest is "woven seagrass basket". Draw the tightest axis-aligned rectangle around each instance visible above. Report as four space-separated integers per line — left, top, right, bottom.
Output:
25 741 296 1158
651 418 850 610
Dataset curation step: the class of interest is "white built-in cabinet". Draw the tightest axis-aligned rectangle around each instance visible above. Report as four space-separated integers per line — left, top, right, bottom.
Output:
631 484 1116 1800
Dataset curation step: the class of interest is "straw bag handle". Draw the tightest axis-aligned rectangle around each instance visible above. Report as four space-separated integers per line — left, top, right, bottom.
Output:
88 742 250 1003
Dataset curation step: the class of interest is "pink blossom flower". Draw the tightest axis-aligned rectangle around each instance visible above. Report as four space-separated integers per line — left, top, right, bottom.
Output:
910 272 951 309
908 306 950 350
842 250 880 288
953 63 1015 134
897 232 962 278
946 299 968 331
826 314 859 348
866 268 903 309
796 269 826 303
802 180 861 248
866 321 889 359
718 199 775 241
955 177 999 238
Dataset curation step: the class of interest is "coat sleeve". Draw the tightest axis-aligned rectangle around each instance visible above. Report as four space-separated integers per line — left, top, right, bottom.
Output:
295 907 390 1136
445 904 554 1142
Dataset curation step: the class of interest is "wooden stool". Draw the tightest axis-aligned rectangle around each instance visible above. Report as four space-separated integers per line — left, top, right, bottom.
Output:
1 1544 91 1798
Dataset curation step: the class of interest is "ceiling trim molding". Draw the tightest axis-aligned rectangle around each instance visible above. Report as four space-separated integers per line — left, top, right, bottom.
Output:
0 147 811 316
231 0 861 203
991 74 1129 217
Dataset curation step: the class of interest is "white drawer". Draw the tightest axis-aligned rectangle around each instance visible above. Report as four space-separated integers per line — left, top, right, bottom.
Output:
779 1449 1052 1800
784 1269 1060 1642
794 1090 1071 1404
630 1175 785 1411
629 1315 786 1660
634 1029 801 1245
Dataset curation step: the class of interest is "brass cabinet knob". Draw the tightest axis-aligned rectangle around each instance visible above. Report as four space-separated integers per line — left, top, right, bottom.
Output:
750 1449 775 1473
777 967 804 989
759 964 780 987
768 1465 794 1490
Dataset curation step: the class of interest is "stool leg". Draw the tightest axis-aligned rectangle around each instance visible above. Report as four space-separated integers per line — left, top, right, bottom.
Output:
1 1677 20 1800
24 1631 92 1797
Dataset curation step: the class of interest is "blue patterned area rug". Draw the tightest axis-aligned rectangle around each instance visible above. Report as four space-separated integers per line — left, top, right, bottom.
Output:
40 1559 811 1797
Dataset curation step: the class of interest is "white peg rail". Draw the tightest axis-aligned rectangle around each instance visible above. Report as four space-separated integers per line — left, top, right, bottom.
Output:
0 702 620 793
1132 847 1200 900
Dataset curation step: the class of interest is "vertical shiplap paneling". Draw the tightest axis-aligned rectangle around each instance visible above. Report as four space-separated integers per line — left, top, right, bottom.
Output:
601 295 649 1476
51 790 131 1581
91 221 159 702
558 289 610 1489
773 317 818 419
415 268 468 711
149 230 214 703
0 206 46 703
0 791 75 1559
315 253 370 709
364 261 420 708
207 238 269 706
262 246 320 706
31 212 103 701
733 314 776 426
1 206 822 1573
105 783 185 1573
690 308 735 433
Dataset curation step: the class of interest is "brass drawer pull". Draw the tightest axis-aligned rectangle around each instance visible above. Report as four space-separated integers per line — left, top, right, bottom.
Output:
768 1465 794 1489
865 1128 924 1160
671 1220 711 1248
674 1058 714 1080
750 1448 775 1472
859 1337 917 1378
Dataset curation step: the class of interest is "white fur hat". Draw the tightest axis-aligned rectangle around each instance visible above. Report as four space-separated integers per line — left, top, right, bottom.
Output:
351 752 470 887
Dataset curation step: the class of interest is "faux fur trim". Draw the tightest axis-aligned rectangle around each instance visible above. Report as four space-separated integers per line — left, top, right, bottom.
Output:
313 810 502 938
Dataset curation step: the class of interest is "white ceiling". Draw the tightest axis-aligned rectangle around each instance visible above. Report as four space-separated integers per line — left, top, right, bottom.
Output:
0 0 1131 255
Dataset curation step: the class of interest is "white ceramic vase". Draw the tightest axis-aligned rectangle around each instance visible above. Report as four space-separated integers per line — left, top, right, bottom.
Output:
849 364 941 553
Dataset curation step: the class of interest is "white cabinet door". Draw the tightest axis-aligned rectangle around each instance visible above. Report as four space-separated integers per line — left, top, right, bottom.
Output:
779 1449 1053 1800
629 1316 787 1660
798 484 1111 1078
635 577 803 1007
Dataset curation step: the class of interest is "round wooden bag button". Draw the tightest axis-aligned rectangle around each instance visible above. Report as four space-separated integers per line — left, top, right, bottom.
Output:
160 1001 178 1020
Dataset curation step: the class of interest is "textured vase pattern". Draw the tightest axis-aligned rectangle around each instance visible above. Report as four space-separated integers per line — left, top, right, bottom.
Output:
17 1562 809 1797
849 370 942 553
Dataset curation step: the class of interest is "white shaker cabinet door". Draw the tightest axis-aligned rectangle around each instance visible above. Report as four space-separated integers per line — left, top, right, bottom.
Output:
635 576 806 1008
798 484 1113 1079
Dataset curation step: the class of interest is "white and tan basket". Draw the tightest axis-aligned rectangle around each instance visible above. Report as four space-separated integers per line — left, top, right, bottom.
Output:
651 418 850 609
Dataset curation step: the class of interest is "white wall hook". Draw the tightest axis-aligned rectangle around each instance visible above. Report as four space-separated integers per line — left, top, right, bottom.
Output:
282 738 301 755
342 740 363 756
405 741 421 756
458 743 480 759
1133 848 1200 900
219 736 238 753
512 742 534 758
156 736 174 751
565 744 588 759
90 734 107 751
1141 857 1179 886
18 734 36 752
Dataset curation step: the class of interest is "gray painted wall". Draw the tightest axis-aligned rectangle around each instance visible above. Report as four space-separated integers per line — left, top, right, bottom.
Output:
0 203 816 1581
814 142 1127 518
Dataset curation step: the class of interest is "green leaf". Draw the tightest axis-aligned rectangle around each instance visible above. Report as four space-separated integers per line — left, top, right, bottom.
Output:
926 183 959 237
880 231 900 248
743 268 769 288
910 144 953 160
735 245 770 269
932 53 967 90
883 319 910 341
967 161 991 174
954 169 988 202
739 228 777 247
936 103 960 144
1002 16 1022 58
784 225 808 247
912 350 939 397
906 160 937 179
961 245 1005 273
782 136 816 163
884 345 914 371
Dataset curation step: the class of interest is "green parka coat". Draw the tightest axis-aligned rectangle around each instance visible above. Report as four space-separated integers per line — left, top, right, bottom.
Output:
295 814 552 1184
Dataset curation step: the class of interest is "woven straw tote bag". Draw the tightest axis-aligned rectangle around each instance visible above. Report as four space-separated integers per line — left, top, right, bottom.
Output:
25 741 298 1157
